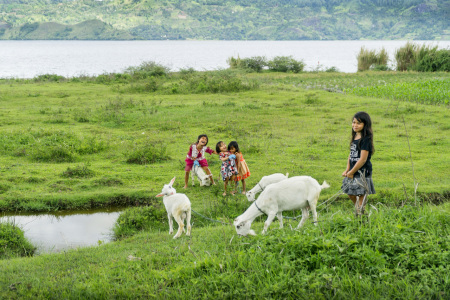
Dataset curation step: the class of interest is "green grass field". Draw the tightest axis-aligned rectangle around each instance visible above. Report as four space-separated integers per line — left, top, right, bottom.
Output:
0 70 449 298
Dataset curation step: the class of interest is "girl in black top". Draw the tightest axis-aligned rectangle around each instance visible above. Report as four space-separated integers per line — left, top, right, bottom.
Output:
342 111 375 213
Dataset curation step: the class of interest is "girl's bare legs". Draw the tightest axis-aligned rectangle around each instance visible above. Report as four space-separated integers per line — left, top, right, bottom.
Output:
348 195 364 214
184 171 190 189
202 167 215 185
241 179 246 194
223 178 229 196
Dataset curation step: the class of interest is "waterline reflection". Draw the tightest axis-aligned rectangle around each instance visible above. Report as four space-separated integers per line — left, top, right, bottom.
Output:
0 208 123 254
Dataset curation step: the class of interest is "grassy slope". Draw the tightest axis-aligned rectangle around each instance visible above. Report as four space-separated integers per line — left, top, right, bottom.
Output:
1 203 449 298
0 70 449 298
0 71 449 213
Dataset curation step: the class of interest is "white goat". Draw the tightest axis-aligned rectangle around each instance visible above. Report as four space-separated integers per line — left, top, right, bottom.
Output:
246 172 289 202
234 176 330 236
156 177 192 239
191 164 211 187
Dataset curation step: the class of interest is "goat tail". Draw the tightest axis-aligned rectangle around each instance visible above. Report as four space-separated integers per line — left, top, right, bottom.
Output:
285 172 289 178
320 181 330 190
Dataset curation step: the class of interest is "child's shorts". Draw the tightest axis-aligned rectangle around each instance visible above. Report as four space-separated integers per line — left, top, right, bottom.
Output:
185 159 209 172
342 176 375 195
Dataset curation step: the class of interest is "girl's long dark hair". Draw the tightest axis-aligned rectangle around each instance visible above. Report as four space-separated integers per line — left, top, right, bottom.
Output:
351 111 375 155
228 141 240 153
215 141 223 153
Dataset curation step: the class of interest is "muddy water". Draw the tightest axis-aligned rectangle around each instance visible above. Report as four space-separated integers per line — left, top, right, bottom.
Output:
0 207 123 254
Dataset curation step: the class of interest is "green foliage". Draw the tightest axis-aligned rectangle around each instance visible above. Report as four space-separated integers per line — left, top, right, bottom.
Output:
412 47 450 72
33 74 66 82
357 47 389 72
395 42 419 71
61 165 95 178
268 56 305 73
394 43 449 72
227 56 267 72
124 61 170 79
348 78 450 105
0 68 449 298
113 205 166 238
0 222 36 259
0 0 448 40
125 141 170 165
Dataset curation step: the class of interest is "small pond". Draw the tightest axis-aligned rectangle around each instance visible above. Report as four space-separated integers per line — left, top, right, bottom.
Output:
0 207 124 254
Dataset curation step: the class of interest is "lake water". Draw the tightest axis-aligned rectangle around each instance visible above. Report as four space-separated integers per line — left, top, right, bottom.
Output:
0 40 449 78
0 208 122 254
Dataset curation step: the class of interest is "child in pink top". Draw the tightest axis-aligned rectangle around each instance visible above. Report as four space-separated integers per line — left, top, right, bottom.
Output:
184 134 216 188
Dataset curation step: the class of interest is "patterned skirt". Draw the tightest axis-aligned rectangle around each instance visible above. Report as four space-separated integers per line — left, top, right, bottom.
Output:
342 176 375 195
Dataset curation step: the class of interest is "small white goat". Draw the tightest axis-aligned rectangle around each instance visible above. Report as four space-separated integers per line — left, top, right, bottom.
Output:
234 176 330 236
156 177 192 239
246 172 289 202
191 164 211 187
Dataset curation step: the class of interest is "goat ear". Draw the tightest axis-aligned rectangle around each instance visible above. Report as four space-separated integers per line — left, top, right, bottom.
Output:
156 193 164 197
248 230 257 236
169 177 176 187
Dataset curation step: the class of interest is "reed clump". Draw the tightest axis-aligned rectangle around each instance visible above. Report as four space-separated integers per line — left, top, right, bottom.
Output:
357 47 389 71
395 42 450 72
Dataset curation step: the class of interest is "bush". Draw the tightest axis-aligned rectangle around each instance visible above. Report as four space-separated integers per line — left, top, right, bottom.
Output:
395 42 419 71
227 56 242 69
31 145 77 163
395 43 450 72
172 70 259 94
268 56 305 73
113 205 166 239
412 47 450 72
33 74 65 82
126 141 170 164
0 222 36 259
61 165 95 178
125 61 170 79
357 47 389 72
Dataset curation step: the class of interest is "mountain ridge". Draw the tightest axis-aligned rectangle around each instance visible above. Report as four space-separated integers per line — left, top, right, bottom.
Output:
0 0 448 40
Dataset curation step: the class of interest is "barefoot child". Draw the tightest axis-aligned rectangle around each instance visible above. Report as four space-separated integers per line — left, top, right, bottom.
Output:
216 141 238 196
184 134 216 188
341 111 376 215
228 141 250 194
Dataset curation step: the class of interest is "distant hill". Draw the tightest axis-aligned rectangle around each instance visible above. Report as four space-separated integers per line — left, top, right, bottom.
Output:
0 0 448 40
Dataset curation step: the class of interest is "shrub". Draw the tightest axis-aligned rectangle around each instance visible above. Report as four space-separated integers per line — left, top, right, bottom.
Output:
124 61 170 79
325 66 339 72
126 141 170 164
268 56 305 73
113 205 166 239
0 222 36 259
33 74 65 82
357 47 389 71
181 71 258 94
227 56 267 72
395 42 419 71
227 56 242 69
395 43 449 72
412 46 450 72
61 165 95 178
31 145 77 163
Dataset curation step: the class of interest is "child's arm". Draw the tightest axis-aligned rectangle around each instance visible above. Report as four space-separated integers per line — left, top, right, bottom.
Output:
206 147 217 155
342 155 351 177
235 153 241 169
346 150 369 179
